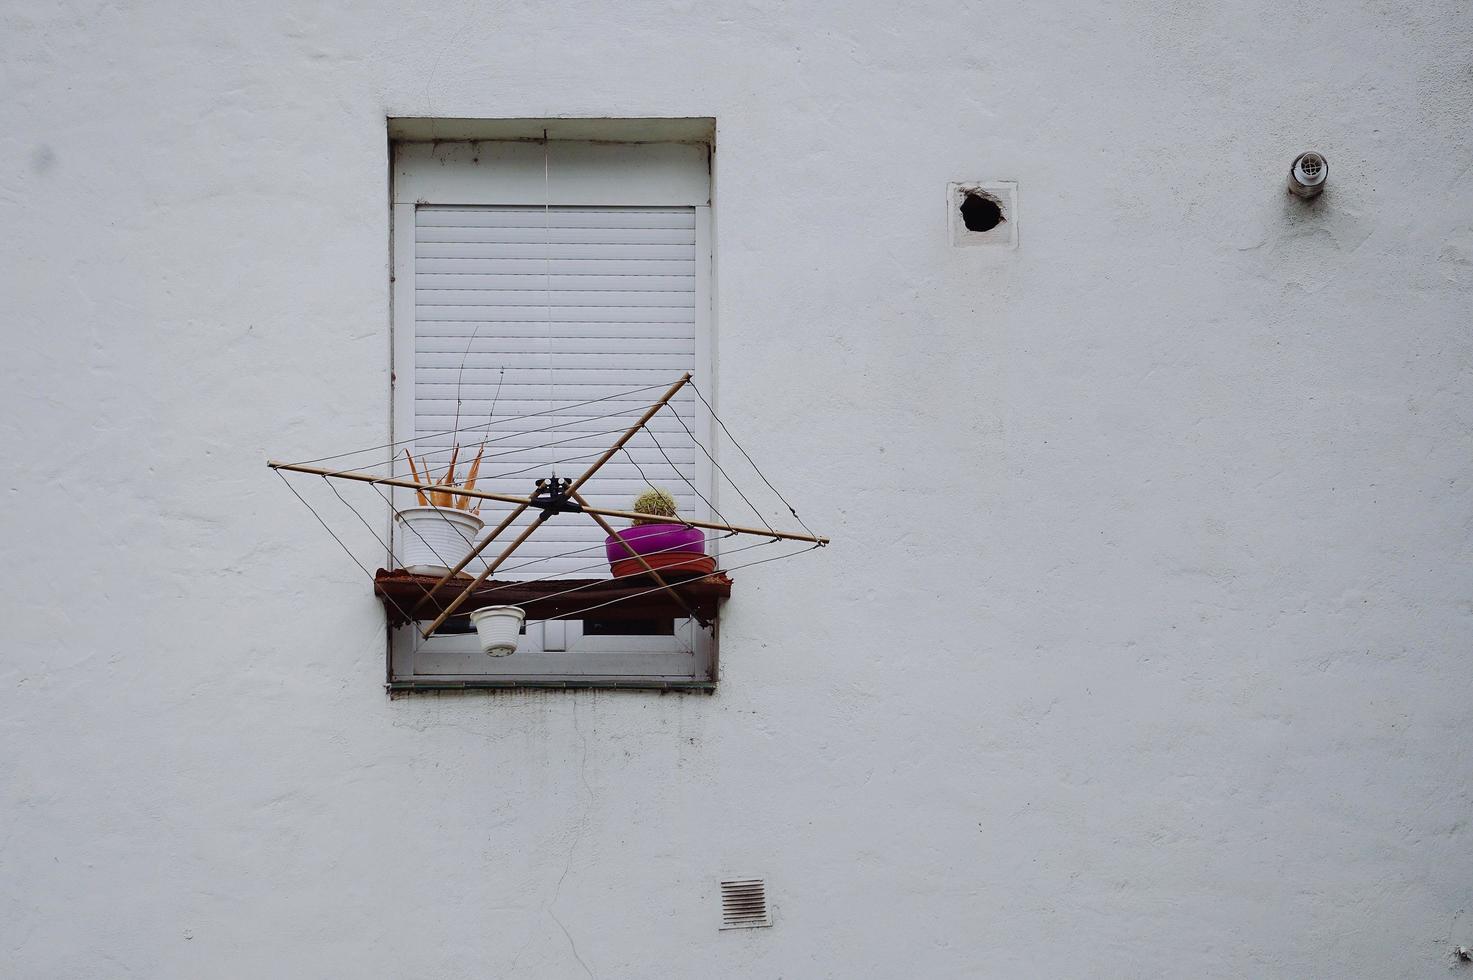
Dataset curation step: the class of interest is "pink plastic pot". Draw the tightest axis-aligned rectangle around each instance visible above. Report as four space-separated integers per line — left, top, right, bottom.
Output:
605 523 705 563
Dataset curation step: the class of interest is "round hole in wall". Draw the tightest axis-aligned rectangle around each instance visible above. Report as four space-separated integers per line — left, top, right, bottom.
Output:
960 192 1005 232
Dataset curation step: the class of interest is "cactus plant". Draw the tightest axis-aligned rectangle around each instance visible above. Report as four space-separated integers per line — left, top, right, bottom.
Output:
631 487 679 526
607 486 706 575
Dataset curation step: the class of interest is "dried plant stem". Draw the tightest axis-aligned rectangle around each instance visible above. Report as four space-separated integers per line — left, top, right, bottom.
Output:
459 443 485 513
403 450 429 506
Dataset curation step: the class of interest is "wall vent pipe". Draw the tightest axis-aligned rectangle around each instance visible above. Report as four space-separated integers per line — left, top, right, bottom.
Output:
1288 151 1328 198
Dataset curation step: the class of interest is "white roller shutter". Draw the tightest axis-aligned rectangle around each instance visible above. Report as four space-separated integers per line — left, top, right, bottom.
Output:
412 204 705 579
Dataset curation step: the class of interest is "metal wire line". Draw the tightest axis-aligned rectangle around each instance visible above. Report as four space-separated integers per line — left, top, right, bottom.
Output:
369 406 714 534
274 470 416 626
364 470 733 614
480 448 627 485
319 475 457 615
445 537 786 632
319 426 761 602
363 487 743 612
363 481 430 657
639 423 731 526
325 475 480 656
322 474 398 564
284 472 818 638
394 400 784 545
295 445 677 506
658 400 776 532
322 470 485 622
618 442 718 529
282 373 822 632
464 529 751 603
545 541 822 625
296 403 698 483
296 400 681 476
283 381 671 467
285 464 808 635
290 403 817 590
363 477 500 655
280 380 781 539
689 380 818 540
361 479 488 592
306 409 765 559
363 479 475 562
410 421 695 478
460 526 669 580
508 527 737 578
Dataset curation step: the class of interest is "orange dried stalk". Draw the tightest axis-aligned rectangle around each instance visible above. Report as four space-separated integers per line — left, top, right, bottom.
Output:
404 450 429 506
458 444 485 514
430 447 459 508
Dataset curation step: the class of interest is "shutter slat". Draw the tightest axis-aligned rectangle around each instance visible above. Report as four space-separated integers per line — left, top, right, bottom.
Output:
418 241 696 260
417 337 693 355
417 291 695 309
413 414 691 438
414 384 697 394
418 365 693 380
417 207 696 229
418 355 694 372
417 257 695 275
415 405 695 422
415 307 694 323
416 226 695 245
416 273 694 291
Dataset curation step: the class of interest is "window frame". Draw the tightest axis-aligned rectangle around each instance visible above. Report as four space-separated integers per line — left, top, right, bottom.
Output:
386 136 719 690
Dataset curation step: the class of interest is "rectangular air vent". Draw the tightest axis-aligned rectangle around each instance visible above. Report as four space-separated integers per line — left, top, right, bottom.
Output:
719 878 772 930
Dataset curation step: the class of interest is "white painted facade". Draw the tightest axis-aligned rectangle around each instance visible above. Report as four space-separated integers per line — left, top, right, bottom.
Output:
3 2 1471 976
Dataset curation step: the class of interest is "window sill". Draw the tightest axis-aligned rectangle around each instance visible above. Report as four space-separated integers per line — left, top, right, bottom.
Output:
373 568 732 628
387 678 716 695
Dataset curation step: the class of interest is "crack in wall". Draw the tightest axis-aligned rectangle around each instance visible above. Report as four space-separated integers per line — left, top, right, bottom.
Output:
509 696 596 977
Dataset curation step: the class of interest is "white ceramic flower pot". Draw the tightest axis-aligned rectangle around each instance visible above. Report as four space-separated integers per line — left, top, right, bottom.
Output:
394 506 485 577
469 605 526 656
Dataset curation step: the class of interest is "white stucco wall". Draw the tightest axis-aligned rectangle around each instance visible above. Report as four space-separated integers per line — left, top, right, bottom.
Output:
4 2 1472 976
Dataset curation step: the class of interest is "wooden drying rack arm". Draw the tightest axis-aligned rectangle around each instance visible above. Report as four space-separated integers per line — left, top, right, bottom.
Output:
264 461 829 545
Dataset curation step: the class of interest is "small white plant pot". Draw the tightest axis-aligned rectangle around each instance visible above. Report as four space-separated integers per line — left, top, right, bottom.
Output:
469 605 526 657
394 506 485 577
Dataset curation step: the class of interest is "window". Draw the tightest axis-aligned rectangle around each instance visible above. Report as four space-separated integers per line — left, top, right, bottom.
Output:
387 123 717 688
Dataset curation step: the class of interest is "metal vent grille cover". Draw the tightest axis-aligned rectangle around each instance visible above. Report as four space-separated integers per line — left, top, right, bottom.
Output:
719 878 772 930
